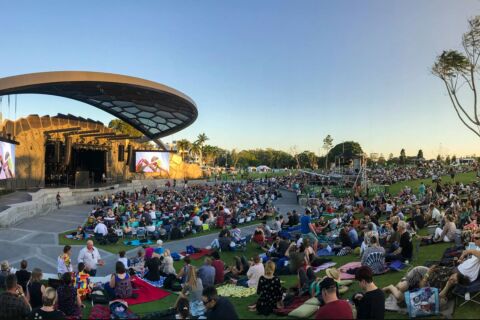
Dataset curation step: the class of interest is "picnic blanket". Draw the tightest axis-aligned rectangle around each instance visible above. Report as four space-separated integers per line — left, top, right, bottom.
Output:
180 248 214 260
338 261 362 280
139 276 165 288
123 276 170 305
216 284 256 298
64 234 93 239
313 262 337 273
123 239 154 246
88 304 137 320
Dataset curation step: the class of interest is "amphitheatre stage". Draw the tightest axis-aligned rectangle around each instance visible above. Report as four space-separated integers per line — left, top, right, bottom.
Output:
0 71 201 190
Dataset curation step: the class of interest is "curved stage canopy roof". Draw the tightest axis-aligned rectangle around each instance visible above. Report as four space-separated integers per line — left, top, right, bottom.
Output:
0 71 197 139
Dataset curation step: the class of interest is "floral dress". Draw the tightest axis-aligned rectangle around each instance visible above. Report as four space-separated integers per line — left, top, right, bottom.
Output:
256 275 282 315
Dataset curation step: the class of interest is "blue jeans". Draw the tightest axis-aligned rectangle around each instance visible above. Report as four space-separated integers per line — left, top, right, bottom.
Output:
236 277 249 287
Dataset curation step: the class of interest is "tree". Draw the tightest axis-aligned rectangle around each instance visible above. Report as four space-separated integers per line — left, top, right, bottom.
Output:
437 154 442 161
378 154 386 166
194 133 209 166
108 119 142 137
388 153 394 161
400 149 406 165
417 149 424 159
327 141 363 166
176 139 191 161
445 155 451 164
289 146 300 169
432 16 480 138
322 135 334 169
452 155 457 163
230 149 239 168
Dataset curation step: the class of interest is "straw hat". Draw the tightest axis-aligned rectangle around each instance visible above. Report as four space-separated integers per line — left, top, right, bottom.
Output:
325 267 340 281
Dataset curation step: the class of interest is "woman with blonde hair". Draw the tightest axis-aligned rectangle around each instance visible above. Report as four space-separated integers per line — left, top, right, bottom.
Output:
28 287 65 319
27 268 46 310
161 249 176 276
249 260 282 315
182 266 205 317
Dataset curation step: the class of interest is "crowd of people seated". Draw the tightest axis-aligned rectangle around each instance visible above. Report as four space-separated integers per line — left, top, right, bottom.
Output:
76 181 282 246
6 170 480 319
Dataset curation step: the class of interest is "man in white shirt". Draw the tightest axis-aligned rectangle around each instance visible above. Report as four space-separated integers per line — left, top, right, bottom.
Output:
192 215 203 232
78 240 104 276
429 204 442 224
94 219 108 236
441 231 480 300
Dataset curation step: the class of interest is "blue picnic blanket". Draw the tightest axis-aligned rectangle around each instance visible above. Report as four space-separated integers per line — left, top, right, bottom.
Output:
141 276 165 288
123 239 153 246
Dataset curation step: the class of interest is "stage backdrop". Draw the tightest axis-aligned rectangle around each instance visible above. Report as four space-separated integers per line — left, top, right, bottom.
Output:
0 141 15 179
135 151 170 173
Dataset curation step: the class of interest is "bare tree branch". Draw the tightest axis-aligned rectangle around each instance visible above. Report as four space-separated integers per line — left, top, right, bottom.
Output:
445 81 480 138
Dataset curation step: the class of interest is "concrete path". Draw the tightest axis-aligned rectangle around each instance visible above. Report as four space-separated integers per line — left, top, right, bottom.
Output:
0 190 303 276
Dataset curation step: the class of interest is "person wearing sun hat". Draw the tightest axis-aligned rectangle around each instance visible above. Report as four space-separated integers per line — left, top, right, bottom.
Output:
326 268 353 292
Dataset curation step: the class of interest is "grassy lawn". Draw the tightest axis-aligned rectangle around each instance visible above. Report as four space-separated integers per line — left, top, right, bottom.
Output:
58 219 262 254
76 229 480 319
387 171 478 196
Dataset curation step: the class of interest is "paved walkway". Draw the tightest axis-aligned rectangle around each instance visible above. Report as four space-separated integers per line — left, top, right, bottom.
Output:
0 190 302 276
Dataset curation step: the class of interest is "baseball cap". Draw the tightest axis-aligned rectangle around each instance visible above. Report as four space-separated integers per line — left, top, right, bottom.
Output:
319 277 337 291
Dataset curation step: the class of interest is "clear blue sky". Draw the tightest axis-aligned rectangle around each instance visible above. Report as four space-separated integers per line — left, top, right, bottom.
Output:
0 0 479 159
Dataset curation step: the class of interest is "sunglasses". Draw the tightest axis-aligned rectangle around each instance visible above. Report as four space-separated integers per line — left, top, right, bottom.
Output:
474 237 480 240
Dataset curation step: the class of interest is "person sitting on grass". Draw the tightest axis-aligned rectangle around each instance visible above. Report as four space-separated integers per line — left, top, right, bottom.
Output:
107 261 133 299
202 286 239 320
56 272 83 318
144 255 162 282
234 255 264 288
315 277 353 319
439 230 480 296
210 251 224 285
161 249 176 276
28 287 65 320
175 296 191 320
385 221 413 262
197 257 216 288
382 266 429 304
224 256 248 282
177 257 192 284
249 260 282 315
26 268 45 310
360 237 386 274
182 266 205 317
352 266 385 320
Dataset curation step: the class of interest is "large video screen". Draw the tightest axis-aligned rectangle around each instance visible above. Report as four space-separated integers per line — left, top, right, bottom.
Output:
0 141 15 179
135 151 170 173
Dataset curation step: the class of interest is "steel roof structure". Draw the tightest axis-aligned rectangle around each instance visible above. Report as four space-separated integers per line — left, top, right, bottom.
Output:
0 71 198 140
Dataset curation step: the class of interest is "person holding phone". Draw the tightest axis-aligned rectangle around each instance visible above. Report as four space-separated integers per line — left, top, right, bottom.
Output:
0 274 31 319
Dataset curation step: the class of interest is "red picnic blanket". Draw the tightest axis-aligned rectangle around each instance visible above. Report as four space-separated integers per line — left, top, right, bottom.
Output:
180 248 214 260
123 276 170 305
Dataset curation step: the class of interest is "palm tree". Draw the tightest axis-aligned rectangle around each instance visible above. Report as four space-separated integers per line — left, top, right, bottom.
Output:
189 142 202 165
176 139 191 161
194 133 209 166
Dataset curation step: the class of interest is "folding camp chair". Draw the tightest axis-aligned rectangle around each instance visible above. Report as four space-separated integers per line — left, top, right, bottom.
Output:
136 227 146 240
453 278 480 307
